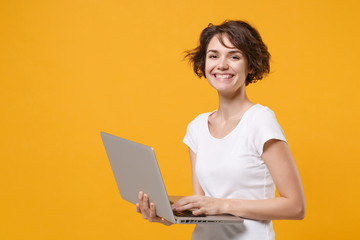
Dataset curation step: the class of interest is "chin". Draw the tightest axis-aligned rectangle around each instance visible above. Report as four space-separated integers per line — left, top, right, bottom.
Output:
211 82 242 93
214 87 240 96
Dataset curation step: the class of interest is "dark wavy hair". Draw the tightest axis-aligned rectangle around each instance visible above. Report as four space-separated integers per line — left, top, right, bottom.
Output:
185 20 271 86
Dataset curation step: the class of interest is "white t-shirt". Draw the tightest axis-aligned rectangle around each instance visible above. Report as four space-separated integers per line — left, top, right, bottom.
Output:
183 104 287 240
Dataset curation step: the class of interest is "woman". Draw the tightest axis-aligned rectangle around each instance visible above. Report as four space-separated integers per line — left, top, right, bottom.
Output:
136 20 305 240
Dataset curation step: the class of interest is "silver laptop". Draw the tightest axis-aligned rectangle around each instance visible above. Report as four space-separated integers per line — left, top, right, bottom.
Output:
101 132 243 224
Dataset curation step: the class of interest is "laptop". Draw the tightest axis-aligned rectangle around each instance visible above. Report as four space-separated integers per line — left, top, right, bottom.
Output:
100 132 244 224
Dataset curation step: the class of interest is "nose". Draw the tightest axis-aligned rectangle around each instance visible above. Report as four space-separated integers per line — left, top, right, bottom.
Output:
217 58 229 70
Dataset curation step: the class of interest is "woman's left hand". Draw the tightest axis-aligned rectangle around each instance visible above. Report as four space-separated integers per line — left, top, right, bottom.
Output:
172 195 227 216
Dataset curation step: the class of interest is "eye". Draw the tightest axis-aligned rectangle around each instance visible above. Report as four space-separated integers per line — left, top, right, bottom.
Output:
208 54 217 59
231 55 241 60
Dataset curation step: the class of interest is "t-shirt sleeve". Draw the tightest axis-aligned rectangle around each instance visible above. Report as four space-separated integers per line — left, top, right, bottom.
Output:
183 116 200 154
251 108 287 156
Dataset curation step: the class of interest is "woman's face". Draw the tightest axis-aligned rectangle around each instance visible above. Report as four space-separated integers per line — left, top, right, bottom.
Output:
205 35 250 95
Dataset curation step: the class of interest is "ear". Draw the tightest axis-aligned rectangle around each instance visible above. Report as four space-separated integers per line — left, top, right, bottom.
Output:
246 64 253 74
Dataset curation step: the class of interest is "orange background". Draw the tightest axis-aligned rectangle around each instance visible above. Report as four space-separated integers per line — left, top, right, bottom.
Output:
1 0 359 239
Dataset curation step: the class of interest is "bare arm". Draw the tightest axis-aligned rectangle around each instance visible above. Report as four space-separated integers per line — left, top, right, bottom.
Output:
189 148 205 196
224 140 305 220
173 140 305 220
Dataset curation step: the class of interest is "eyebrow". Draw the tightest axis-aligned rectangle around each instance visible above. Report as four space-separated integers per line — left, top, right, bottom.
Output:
207 50 243 54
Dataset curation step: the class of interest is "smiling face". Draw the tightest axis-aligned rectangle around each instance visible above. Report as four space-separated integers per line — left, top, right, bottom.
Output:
205 34 251 95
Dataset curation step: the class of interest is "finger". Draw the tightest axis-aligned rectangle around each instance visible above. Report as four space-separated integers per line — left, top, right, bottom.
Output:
192 208 205 215
148 202 158 222
142 194 150 212
149 203 156 218
160 217 173 226
176 195 197 204
136 203 140 213
173 196 197 209
141 193 150 219
138 191 143 210
175 202 199 211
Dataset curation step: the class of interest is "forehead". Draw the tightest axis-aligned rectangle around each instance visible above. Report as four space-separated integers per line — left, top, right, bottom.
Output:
207 34 237 51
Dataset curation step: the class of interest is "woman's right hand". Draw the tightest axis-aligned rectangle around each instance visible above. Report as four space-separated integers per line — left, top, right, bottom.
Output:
136 191 173 226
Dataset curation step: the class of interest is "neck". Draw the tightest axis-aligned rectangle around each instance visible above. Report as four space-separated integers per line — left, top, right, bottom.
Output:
215 87 253 121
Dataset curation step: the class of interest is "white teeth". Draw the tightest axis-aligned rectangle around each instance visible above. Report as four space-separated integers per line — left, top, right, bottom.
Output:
215 74 233 79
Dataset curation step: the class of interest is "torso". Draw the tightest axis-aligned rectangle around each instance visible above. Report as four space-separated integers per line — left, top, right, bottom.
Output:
186 104 281 240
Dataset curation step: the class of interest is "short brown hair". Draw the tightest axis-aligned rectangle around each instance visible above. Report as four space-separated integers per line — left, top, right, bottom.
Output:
185 20 271 85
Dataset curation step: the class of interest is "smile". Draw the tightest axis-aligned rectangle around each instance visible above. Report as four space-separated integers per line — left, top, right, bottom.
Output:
214 74 234 80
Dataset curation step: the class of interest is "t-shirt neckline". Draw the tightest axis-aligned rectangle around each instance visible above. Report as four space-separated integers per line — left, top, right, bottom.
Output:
206 104 259 141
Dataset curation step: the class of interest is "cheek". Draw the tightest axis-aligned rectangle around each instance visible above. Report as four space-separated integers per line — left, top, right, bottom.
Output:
234 63 249 76
205 62 215 75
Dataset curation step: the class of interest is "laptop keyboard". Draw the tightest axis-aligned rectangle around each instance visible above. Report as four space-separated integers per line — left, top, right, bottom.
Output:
170 201 206 217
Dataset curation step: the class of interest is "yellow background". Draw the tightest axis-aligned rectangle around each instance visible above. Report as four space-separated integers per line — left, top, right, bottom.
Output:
1 0 359 239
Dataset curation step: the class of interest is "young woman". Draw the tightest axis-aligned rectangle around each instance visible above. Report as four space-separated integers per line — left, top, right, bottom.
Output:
136 20 305 240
